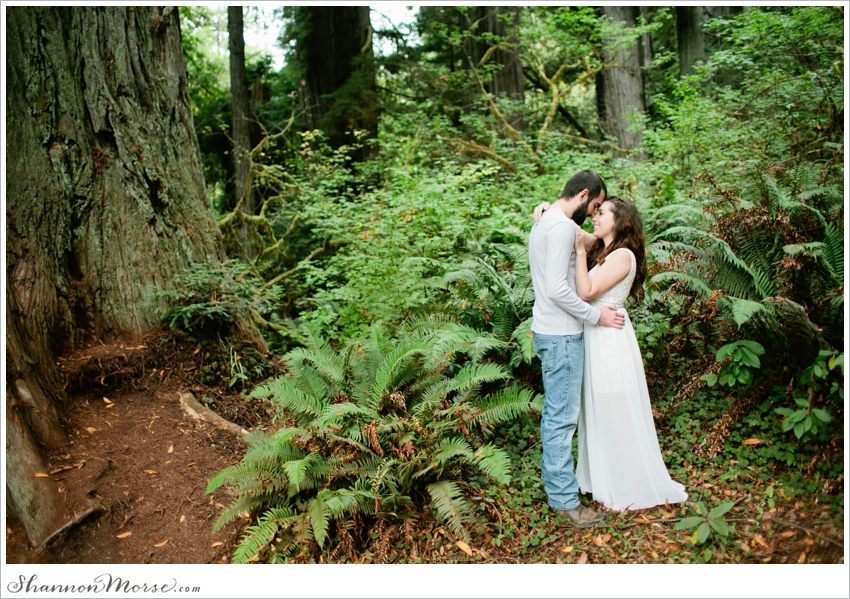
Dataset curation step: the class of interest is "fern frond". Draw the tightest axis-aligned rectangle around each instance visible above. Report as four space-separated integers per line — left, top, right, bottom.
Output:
426 481 472 540
722 296 774 328
468 444 513 484
232 507 296 564
511 319 534 365
471 385 543 428
649 271 712 298
432 437 475 465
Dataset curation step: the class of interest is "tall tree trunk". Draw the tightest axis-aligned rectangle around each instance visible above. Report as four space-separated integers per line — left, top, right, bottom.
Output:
228 6 255 257
637 7 654 113
596 6 645 156
676 6 705 76
467 7 526 130
296 6 378 158
6 5 222 545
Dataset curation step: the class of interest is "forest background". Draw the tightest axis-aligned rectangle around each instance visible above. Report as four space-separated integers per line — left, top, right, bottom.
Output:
3 2 846 586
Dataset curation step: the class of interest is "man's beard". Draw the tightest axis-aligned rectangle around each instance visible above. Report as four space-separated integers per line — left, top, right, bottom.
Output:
572 199 592 226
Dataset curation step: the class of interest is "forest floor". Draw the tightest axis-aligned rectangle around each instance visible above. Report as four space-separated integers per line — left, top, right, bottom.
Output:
5 381 255 564
6 337 845 565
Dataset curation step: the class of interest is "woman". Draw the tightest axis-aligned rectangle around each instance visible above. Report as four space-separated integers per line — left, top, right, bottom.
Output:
535 197 687 511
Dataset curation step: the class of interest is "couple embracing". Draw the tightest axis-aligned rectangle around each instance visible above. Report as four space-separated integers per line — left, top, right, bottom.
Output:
528 170 687 528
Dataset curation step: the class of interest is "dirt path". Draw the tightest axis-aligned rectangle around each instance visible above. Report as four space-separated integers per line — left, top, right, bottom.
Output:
6 384 251 564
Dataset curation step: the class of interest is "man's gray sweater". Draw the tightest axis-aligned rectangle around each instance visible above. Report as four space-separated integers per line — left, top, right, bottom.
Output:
528 208 601 335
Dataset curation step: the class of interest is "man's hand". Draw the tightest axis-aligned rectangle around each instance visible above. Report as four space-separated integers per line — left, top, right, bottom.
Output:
597 305 625 329
533 202 552 223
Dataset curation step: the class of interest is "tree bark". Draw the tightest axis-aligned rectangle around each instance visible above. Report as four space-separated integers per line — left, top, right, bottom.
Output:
676 6 705 76
596 6 645 156
466 7 525 130
228 6 255 257
295 6 378 157
6 5 222 544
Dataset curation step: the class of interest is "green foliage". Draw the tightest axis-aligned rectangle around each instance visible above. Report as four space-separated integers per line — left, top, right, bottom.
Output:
207 321 542 562
701 340 764 388
774 350 842 440
674 500 735 545
155 260 282 336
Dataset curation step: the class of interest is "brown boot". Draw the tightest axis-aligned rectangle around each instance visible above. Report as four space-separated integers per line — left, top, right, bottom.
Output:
557 505 606 528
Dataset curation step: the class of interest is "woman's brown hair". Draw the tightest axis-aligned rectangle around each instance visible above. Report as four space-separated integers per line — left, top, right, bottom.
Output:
586 196 648 304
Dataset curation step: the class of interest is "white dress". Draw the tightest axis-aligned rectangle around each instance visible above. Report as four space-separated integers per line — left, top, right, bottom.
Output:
576 248 688 511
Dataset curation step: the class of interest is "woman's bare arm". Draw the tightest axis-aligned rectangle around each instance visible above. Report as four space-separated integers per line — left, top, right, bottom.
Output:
573 227 632 301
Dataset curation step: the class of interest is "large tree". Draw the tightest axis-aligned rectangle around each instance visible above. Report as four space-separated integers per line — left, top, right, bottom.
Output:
293 6 378 156
228 6 256 257
596 6 645 155
676 6 705 76
6 6 222 544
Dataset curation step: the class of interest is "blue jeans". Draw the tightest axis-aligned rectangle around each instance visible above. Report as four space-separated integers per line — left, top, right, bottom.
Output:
533 332 584 511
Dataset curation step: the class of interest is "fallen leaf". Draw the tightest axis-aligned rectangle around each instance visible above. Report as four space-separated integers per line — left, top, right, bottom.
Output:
187 462 196 467
76 461 85 470
211 542 223 548
84 427 97 434
154 539 169 548
455 541 473 557
106 404 114 409
116 532 132 539
103 397 113 405
634 516 651 524
780 530 795 538
34 472 50 478
562 546 574 554
743 438 762 445
193 348 200 355
651 550 659 559
593 535 604 547
167 445 174 454
180 515 186 523
577 552 588 564
602 533 612 543
797 552 806 564
753 535 769 548
143 470 157 475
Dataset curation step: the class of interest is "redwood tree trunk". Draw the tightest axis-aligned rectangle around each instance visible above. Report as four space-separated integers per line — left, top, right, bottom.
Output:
676 6 705 76
596 6 645 156
6 6 222 540
296 6 378 157
228 6 255 257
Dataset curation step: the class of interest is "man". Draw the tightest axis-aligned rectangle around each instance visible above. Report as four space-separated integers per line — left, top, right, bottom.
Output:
528 170 624 527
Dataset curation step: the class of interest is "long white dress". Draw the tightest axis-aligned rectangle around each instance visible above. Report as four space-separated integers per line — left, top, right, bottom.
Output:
576 248 688 511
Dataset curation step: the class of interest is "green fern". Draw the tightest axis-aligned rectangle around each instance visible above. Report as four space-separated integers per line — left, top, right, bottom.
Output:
208 320 538 562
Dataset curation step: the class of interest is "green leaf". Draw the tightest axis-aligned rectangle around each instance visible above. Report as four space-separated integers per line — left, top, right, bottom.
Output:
697 502 708 516
793 421 805 438
708 518 730 537
696 522 711 544
774 407 794 416
674 516 705 530
738 347 761 368
812 408 831 422
737 340 765 355
716 343 735 362
708 501 735 519
700 373 718 387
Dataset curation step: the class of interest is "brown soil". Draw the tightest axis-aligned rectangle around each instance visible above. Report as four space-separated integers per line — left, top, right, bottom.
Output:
6 333 277 565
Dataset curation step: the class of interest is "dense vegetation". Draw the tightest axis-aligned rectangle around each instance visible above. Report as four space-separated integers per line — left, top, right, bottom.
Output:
165 6 844 563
